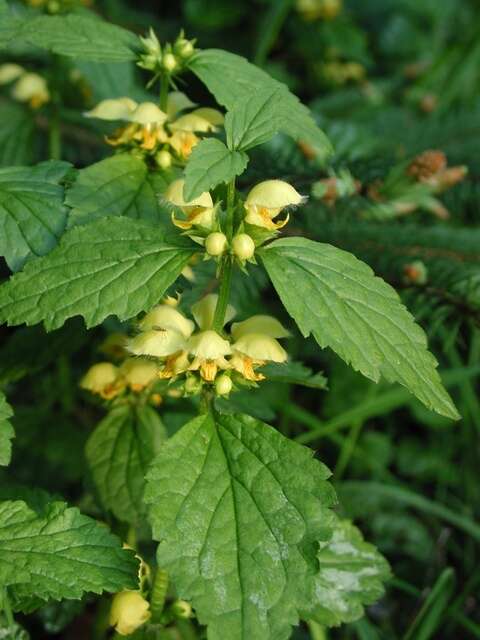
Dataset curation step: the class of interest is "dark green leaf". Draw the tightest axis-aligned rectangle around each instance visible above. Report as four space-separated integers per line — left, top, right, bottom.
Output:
259 361 328 389
66 154 171 228
0 102 36 168
183 138 248 200
0 161 71 272
260 238 459 419
0 217 196 330
0 391 14 467
86 404 166 524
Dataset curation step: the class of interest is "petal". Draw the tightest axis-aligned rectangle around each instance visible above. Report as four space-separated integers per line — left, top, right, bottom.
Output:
0 63 24 85
245 180 304 210
190 107 224 127
231 315 290 340
120 358 158 388
170 113 217 133
128 102 168 125
80 362 119 392
12 73 49 103
164 178 213 210
128 329 186 357
188 330 232 359
166 91 196 119
84 97 137 121
233 333 287 362
139 305 195 338
192 294 236 331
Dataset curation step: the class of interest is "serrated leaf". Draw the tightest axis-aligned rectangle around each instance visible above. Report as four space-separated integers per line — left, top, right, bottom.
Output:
0 217 196 331
225 87 284 151
0 161 71 272
189 49 331 156
86 404 166 524
14 15 138 62
66 154 171 228
146 411 337 640
305 519 390 626
0 102 36 168
259 238 459 419
0 499 139 601
183 138 248 200
259 361 328 390
0 391 14 467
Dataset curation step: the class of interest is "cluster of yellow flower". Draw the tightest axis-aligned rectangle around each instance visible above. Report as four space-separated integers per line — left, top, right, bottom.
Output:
0 64 50 109
128 295 289 396
80 356 161 402
85 91 223 166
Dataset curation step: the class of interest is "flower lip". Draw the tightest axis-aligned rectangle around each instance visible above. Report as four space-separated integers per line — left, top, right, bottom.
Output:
170 108 224 132
127 101 168 125
245 179 305 211
84 97 137 121
231 315 290 341
139 305 195 338
165 178 213 210
188 330 232 359
166 91 197 119
192 294 236 331
232 333 287 362
128 329 186 358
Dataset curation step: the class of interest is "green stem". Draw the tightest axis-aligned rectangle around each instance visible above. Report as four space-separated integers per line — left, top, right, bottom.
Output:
212 258 234 332
48 107 61 160
150 569 169 623
226 178 236 240
159 73 169 112
307 619 327 640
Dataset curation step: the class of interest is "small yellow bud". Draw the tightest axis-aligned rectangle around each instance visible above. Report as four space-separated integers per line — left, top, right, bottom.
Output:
109 591 151 636
155 149 172 169
215 374 233 395
170 599 193 618
205 232 228 257
163 52 178 72
184 375 202 394
232 233 255 260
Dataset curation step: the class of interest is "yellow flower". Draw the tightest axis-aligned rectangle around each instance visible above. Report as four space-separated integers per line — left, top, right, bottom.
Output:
109 591 151 636
80 362 124 399
139 305 195 338
166 91 197 119
191 294 236 331
188 330 231 382
120 358 158 392
84 97 138 121
128 329 186 358
11 72 50 109
244 180 304 230
165 179 215 230
230 315 289 381
168 108 224 158
0 63 24 85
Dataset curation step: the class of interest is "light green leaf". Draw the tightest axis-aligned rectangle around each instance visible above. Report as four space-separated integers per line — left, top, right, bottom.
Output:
15 14 138 62
86 404 166 524
259 361 328 390
259 237 459 420
305 519 390 626
0 499 139 601
0 391 14 467
189 49 332 156
146 411 337 640
225 87 284 151
0 217 196 330
0 102 36 168
183 138 248 200
66 154 171 228
0 161 71 272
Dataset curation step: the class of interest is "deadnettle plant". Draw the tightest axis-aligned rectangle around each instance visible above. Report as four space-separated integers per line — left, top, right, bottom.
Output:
0 18 461 640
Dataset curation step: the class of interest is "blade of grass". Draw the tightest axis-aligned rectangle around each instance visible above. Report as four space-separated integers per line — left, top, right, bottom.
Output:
403 568 455 640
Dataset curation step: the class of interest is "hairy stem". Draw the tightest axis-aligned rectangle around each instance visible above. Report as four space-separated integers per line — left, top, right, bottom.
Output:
159 73 169 112
212 257 233 332
150 569 169 623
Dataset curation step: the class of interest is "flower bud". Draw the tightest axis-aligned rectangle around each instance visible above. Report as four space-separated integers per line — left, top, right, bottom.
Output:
184 375 202 395
175 39 195 59
109 591 151 636
155 149 172 169
232 233 255 260
215 374 232 396
205 232 228 257
170 599 193 619
162 53 178 72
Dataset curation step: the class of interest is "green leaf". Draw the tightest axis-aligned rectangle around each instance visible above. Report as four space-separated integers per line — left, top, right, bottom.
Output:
0 161 71 272
66 154 171 228
0 499 139 602
225 87 284 151
0 2 22 48
14 15 138 62
259 361 328 390
86 404 166 524
183 138 248 200
146 411 337 640
189 49 332 156
259 238 459 420
0 102 36 168
0 217 196 330
0 391 14 467
306 519 390 626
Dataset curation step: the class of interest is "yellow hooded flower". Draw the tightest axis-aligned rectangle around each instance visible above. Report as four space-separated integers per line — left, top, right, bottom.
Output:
84 97 138 121
109 591 151 636
0 63 24 85
188 330 231 382
80 362 124 399
120 358 158 392
11 72 50 109
168 107 224 158
166 91 197 119
230 315 288 381
244 180 304 230
128 329 186 358
165 179 215 230
139 305 195 337
191 294 236 331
